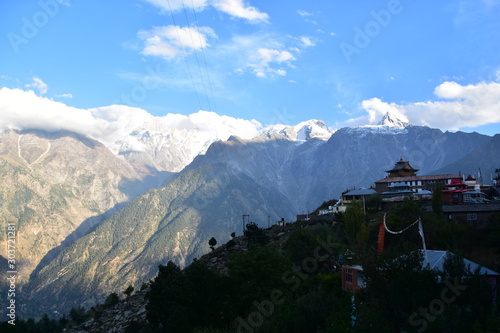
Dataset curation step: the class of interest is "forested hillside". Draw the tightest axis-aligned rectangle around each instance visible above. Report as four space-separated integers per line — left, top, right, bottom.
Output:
4 197 498 332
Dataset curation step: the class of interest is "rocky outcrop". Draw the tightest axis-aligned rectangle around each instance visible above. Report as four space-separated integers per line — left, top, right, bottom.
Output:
71 289 148 333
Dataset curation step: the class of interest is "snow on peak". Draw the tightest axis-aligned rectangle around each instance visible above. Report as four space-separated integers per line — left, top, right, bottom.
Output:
377 112 410 128
295 119 332 141
261 119 333 141
0 87 335 172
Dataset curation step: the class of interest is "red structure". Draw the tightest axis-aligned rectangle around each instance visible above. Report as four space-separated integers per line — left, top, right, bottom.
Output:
377 219 385 254
341 265 365 293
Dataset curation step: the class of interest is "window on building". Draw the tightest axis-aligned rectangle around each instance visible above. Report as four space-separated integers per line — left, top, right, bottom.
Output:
346 269 353 283
467 213 477 221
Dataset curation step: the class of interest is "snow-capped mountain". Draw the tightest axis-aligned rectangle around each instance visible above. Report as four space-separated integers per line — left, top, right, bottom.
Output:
92 107 334 173
89 107 264 173
377 111 411 128
260 119 333 141
5 107 499 318
295 119 333 141
345 112 412 137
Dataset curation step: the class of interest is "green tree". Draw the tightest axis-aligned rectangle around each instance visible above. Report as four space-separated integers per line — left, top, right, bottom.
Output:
227 246 291 317
342 200 366 248
356 251 440 332
104 292 119 308
366 193 383 211
147 261 190 332
146 260 231 332
283 228 318 265
69 306 88 325
124 285 134 297
209 237 217 251
226 238 236 249
432 182 444 217
183 260 232 328
244 222 269 246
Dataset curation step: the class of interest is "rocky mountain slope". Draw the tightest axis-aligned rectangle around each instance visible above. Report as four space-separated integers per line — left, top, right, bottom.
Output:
188 123 493 211
22 163 295 316
1 111 499 319
0 130 144 283
19 119 499 317
430 134 500 179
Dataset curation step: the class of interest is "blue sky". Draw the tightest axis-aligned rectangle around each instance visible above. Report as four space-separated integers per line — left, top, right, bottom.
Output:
1 0 500 135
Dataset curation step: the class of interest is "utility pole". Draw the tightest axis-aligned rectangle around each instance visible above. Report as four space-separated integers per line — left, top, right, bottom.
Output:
268 215 270 228
242 214 249 234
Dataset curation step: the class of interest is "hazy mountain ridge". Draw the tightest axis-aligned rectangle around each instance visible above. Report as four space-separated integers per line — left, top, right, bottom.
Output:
430 134 500 178
116 117 334 174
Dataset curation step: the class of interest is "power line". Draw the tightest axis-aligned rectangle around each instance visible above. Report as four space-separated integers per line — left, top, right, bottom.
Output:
188 0 218 113
181 0 213 111
166 0 203 111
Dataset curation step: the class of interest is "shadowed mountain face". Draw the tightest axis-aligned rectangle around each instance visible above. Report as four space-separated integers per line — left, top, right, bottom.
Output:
22 163 295 316
0 130 139 282
188 126 493 212
0 130 173 318
1 124 498 318
429 134 500 178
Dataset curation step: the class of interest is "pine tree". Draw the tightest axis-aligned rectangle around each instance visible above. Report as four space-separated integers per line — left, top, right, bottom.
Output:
432 183 444 217
208 237 217 251
124 285 134 297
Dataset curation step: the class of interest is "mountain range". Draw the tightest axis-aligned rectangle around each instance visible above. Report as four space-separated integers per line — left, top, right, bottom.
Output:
0 111 499 318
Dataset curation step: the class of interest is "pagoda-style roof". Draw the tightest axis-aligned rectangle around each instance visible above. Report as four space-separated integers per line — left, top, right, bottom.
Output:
385 157 419 178
465 174 476 181
445 178 467 188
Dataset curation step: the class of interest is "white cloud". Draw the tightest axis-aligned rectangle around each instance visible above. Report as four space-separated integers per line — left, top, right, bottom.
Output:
299 36 316 47
138 25 216 60
25 77 48 95
276 69 287 76
212 0 269 23
0 87 262 153
297 10 313 17
0 88 98 135
213 33 302 78
249 48 296 78
257 48 295 63
143 0 208 12
344 81 500 131
143 0 268 23
55 93 73 98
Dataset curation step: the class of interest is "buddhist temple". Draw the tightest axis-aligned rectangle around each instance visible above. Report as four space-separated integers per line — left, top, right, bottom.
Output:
374 157 459 194
385 157 419 178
